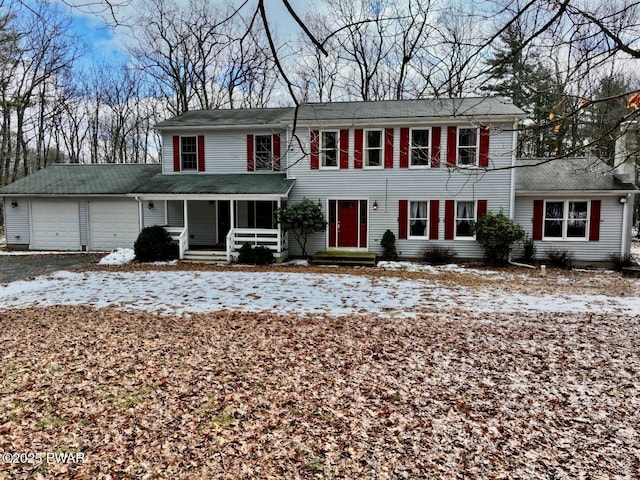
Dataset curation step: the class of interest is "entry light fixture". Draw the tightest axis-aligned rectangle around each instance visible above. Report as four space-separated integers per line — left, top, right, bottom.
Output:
11 201 18 208
147 202 154 209
619 196 628 204
373 200 378 210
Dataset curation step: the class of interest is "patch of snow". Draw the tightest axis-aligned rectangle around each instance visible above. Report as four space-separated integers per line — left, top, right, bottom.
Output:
282 259 310 266
377 261 502 276
98 248 136 265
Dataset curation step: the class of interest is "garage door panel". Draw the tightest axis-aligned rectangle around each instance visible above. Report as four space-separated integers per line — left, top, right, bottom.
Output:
31 201 81 251
89 201 139 250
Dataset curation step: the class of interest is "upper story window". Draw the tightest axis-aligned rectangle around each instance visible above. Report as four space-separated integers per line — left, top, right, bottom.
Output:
255 135 273 171
411 129 430 167
181 136 197 171
321 131 338 168
365 129 383 167
544 200 589 240
455 200 476 238
458 128 478 166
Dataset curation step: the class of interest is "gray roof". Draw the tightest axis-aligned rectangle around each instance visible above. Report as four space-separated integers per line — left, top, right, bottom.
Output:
131 173 295 196
515 157 638 192
0 164 161 196
156 97 524 128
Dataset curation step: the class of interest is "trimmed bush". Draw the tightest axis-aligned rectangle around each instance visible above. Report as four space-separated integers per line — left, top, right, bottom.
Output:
422 245 456 265
237 243 274 265
380 229 398 260
472 210 525 265
609 253 634 271
522 235 536 263
546 249 574 269
134 226 176 262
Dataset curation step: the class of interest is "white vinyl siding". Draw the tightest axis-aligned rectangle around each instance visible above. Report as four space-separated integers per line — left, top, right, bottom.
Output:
3 198 30 245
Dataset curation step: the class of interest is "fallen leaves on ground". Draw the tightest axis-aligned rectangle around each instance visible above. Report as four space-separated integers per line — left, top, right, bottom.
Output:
1 306 638 479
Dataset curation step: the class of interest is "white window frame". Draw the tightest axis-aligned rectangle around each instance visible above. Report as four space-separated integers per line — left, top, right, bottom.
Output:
180 136 198 171
410 128 431 168
254 134 273 171
408 200 430 238
364 129 384 168
320 130 339 169
457 127 478 166
455 200 476 239
542 199 590 241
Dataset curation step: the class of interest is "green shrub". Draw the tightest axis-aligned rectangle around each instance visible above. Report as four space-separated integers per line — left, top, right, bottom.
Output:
236 243 274 265
380 229 398 260
609 253 634 271
546 249 574 269
472 211 525 265
422 245 456 265
134 225 176 262
522 235 536 263
276 198 327 258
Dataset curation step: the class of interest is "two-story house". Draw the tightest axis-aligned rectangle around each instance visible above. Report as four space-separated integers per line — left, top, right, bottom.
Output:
1 97 637 265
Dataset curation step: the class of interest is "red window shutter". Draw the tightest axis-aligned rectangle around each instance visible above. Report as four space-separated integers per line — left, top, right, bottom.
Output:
533 200 544 240
398 200 408 239
429 200 439 240
339 129 349 169
173 136 180 172
273 133 281 171
197 135 205 172
479 127 490 167
310 130 319 169
444 200 455 240
447 126 457 166
354 129 363 169
399 128 409 168
477 199 487 218
246 134 254 172
589 200 601 241
431 126 441 168
384 128 394 168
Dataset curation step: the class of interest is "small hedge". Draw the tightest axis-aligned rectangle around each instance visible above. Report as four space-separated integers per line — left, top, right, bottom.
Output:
134 226 177 262
546 249 574 269
236 243 275 265
422 245 456 265
380 229 398 260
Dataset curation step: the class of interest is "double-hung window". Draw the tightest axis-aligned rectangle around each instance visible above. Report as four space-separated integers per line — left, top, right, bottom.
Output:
321 131 338 168
544 200 589 240
255 135 273 171
364 130 383 167
409 201 429 237
181 136 197 171
411 129 430 167
458 128 478 166
455 201 475 238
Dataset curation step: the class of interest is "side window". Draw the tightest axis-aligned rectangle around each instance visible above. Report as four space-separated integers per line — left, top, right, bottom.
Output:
181 136 197 171
364 130 383 167
321 131 338 167
255 135 273 171
458 128 478 165
409 201 429 237
455 201 475 237
410 129 430 167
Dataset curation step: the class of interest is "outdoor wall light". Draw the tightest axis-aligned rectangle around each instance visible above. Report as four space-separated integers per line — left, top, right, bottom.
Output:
373 200 378 210
147 202 154 209
619 196 628 204
11 201 18 208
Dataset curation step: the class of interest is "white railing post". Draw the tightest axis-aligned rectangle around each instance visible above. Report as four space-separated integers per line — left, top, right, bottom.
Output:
226 228 234 263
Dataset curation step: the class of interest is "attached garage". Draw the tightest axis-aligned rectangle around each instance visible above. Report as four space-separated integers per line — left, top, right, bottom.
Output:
31 200 81 251
89 200 140 251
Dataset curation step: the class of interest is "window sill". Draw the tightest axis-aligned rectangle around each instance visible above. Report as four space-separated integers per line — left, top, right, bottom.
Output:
541 237 588 242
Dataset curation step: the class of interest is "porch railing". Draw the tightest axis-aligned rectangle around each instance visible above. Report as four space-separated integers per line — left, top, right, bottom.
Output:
164 226 188 260
226 228 286 262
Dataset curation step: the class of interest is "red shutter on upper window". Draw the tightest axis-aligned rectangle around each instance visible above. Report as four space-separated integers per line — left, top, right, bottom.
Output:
173 136 180 172
354 129 363 169
310 130 319 169
479 127 490 168
273 133 281 171
477 200 487 218
246 134 254 172
589 200 601 241
429 200 439 240
399 128 409 168
384 128 394 168
431 127 441 168
447 126 457 166
533 200 544 240
197 135 205 172
340 129 349 169
444 199 455 240
398 200 408 239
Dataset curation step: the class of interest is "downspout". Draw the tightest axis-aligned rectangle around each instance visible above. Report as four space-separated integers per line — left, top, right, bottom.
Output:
509 118 518 219
621 193 631 256
135 196 143 231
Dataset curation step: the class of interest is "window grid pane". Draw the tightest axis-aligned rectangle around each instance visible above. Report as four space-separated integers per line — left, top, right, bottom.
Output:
255 135 272 170
321 131 338 167
181 137 197 170
455 201 475 237
458 128 477 165
409 201 428 237
544 201 565 238
365 130 382 167
411 129 430 166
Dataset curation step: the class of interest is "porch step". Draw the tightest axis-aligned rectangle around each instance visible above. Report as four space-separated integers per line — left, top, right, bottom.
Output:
182 250 228 263
311 251 377 267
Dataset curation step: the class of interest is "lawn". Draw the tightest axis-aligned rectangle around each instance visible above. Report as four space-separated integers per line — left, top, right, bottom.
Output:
1 262 639 479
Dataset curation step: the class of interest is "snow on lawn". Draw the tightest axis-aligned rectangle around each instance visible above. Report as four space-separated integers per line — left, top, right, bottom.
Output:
97 248 136 265
1 268 638 317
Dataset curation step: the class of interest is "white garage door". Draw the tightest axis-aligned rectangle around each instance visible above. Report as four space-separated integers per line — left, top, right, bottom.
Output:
31 201 81 251
89 201 140 251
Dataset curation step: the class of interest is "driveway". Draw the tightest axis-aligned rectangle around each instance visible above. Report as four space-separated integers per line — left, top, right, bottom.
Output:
0 253 104 284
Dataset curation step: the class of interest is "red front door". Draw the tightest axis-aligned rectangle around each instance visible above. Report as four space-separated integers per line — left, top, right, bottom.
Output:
338 200 359 247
